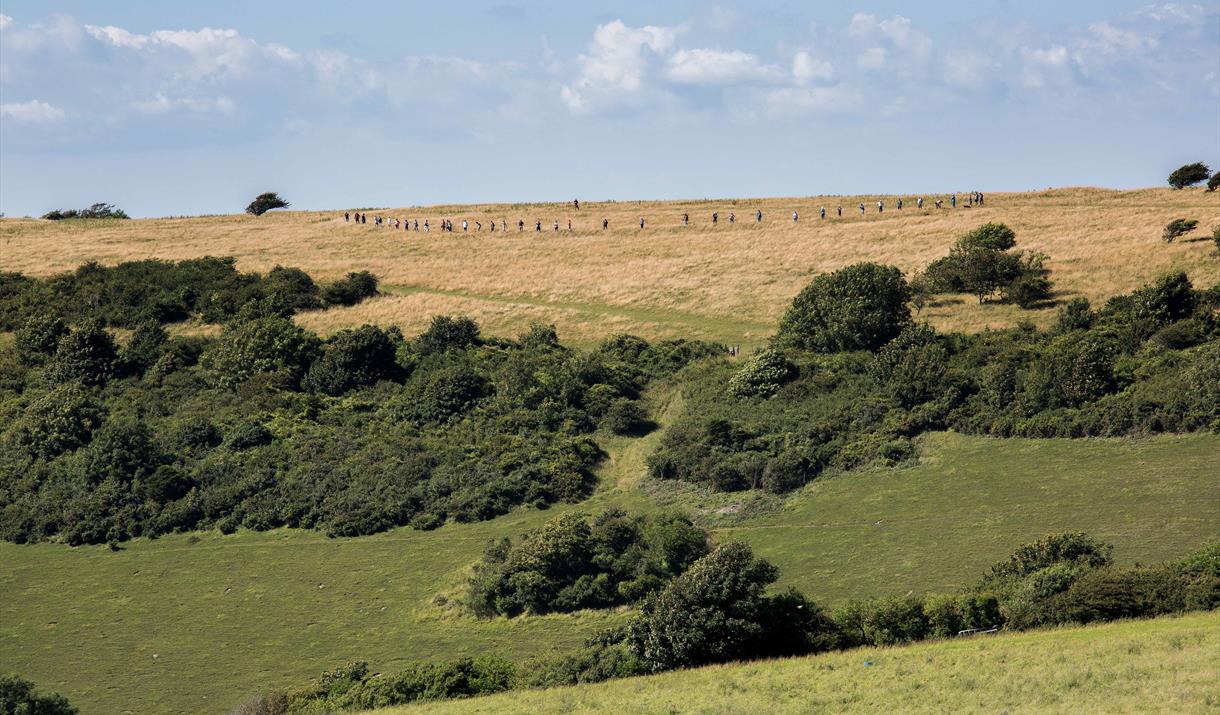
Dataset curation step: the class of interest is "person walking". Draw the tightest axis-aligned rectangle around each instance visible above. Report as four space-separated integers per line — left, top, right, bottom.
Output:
640 216 645 229
951 194 957 208
574 198 580 210
344 212 350 222
683 212 689 226
837 206 842 217
567 219 572 231
602 218 609 230
877 200 883 213
712 211 719 225
820 207 826 220
917 197 923 209
897 198 903 210
536 220 542 232
792 210 799 222
729 211 735 224
859 202 865 216
553 220 559 231
519 219 525 231
756 209 763 223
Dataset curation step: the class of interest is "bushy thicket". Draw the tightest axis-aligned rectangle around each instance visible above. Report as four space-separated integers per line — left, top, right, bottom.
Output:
250 534 1218 712
467 509 709 616
0 259 376 332
41 202 129 220
649 268 1220 495
0 271 719 544
918 223 1053 307
0 673 78 714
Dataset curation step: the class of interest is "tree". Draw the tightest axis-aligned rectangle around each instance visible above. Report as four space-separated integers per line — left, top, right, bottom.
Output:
7 384 103 459
45 318 119 386
201 315 320 389
303 325 402 395
986 532 1113 581
1162 218 1198 242
958 222 1017 251
1167 162 1210 189
1208 172 1220 192
245 192 290 216
416 315 481 354
626 542 836 672
14 312 69 364
322 271 378 307
776 263 911 352
0 674 78 714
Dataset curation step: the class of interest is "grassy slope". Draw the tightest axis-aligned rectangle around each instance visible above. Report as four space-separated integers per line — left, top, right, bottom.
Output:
389 611 1220 715
1 431 1216 714
3 188 1218 346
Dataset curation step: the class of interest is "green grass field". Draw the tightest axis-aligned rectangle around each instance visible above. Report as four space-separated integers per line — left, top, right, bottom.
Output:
2 429 1216 714
387 611 1220 715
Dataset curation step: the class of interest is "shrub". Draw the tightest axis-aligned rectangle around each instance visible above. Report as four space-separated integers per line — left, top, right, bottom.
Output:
776 263 911 352
872 324 948 407
1208 172 1220 192
1162 218 1198 242
45 318 119 386
986 532 1113 581
467 510 708 617
1047 566 1188 624
42 202 128 220
225 420 274 451
958 222 1016 251
601 398 649 435
265 266 322 312
1004 270 1053 308
201 316 321 389
14 312 69 364
121 319 168 375
245 192 289 216
0 674 78 714
1167 162 1210 189
1053 297 1093 333
282 657 515 711
924 593 1002 638
416 316 481 354
626 542 836 672
303 325 401 395
835 595 929 646
5 384 103 459
727 349 797 398
322 271 378 307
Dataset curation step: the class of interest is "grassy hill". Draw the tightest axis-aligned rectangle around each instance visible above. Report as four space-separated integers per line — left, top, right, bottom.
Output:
2 429 1216 714
384 611 1220 714
3 187 1217 346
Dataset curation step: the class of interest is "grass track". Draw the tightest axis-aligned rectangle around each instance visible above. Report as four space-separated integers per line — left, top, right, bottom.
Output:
388 611 1220 714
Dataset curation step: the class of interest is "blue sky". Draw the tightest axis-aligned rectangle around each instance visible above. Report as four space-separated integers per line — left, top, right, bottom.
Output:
1 1 1217 217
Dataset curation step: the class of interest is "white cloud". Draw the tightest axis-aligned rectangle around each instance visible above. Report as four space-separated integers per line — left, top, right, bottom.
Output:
132 93 236 114
561 19 679 111
0 99 65 122
667 48 782 85
792 51 833 84
0 14 13 31
763 85 861 116
858 47 887 70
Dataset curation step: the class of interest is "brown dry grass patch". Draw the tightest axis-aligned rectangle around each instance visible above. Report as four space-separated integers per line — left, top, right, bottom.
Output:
3 187 1217 343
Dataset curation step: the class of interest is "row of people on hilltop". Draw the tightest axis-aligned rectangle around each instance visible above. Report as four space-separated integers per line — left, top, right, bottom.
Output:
342 192 985 232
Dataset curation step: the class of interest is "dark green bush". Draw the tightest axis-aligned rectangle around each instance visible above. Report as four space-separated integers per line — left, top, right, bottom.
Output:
323 271 378 307
776 263 911 352
601 398 649 435
0 673 78 714
202 316 321 389
467 510 708 617
626 542 837 672
416 315 481 353
42 202 128 220
1162 218 1198 242
1167 162 1210 189
14 312 69 364
45 318 119 386
303 325 402 395
246 192 289 216
986 532 1114 581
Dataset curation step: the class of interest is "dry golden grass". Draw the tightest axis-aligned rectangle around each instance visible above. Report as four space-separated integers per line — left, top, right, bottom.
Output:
3 187 1217 344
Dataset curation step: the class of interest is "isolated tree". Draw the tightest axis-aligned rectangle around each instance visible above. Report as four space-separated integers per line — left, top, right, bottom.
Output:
1167 162 1210 189
1208 172 1220 192
1162 218 1199 243
777 263 912 352
245 192 290 216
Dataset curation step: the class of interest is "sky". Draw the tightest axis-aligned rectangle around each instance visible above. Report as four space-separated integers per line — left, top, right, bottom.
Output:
1 1 1218 217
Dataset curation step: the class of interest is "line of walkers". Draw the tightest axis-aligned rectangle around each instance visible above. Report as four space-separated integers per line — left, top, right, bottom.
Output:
342 192 985 232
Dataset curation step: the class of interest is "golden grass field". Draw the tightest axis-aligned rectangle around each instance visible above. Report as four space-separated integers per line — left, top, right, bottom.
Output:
391 611 1220 715
2 187 1218 345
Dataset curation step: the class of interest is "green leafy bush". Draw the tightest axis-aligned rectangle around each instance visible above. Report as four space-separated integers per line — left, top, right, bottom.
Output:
626 542 837 672
246 192 290 216
1162 218 1198 242
323 271 378 307
303 325 402 395
42 202 128 220
776 263 911 352
727 349 796 398
467 510 708 617
0 674 78 714
923 224 1052 305
1167 162 1210 189
201 316 321 389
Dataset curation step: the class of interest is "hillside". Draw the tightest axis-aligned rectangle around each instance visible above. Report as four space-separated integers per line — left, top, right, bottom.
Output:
2 430 1215 714
3 188 1217 346
383 611 1220 715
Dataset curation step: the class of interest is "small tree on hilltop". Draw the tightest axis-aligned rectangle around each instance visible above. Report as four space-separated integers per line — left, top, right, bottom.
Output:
1167 162 1210 189
1208 172 1220 192
246 192 290 216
